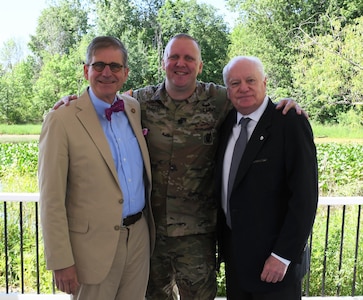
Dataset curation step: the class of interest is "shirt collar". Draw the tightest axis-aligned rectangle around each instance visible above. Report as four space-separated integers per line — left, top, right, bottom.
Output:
88 87 118 118
236 95 269 125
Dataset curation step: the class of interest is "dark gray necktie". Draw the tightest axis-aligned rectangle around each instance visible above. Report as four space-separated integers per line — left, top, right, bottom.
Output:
226 117 251 227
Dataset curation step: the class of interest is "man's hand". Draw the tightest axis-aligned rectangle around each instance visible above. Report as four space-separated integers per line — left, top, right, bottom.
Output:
53 95 78 110
276 98 309 118
260 255 288 283
53 90 134 110
54 265 80 295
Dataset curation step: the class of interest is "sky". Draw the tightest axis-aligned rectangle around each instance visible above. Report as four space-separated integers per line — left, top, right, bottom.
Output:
0 0 48 46
0 0 236 48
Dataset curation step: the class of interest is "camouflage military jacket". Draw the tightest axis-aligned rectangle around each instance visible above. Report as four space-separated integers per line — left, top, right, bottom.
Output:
134 81 232 237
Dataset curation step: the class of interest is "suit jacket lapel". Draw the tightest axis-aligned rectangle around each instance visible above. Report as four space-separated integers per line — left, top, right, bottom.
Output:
233 99 274 187
75 92 120 185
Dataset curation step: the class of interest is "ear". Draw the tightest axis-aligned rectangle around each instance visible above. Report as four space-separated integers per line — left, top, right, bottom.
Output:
124 67 130 78
198 60 203 75
84 64 89 80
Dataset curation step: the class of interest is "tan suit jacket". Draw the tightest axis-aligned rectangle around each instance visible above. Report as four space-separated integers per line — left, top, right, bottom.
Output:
38 90 155 284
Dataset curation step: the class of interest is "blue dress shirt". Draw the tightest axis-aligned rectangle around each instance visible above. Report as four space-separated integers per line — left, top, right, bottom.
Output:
88 88 145 218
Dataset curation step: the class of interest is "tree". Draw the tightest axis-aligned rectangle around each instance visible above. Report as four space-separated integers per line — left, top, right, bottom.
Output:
33 48 86 119
29 0 89 60
0 39 25 70
0 57 38 123
94 0 140 37
93 0 165 88
292 17 363 124
226 0 363 100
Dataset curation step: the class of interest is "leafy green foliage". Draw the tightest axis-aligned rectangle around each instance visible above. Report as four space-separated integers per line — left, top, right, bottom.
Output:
0 142 38 180
28 0 90 59
0 39 25 71
0 57 39 124
33 51 86 119
227 0 363 124
317 143 363 196
292 17 363 124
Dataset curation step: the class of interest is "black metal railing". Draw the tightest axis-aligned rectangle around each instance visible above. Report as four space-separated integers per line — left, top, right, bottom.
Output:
1 193 55 294
1 193 363 296
303 197 363 297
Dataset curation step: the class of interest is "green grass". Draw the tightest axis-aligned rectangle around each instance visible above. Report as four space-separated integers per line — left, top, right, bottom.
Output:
0 124 42 135
311 122 363 139
0 123 362 138
0 123 361 144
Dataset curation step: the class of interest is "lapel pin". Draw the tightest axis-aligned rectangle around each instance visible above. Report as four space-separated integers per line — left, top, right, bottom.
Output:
260 136 264 141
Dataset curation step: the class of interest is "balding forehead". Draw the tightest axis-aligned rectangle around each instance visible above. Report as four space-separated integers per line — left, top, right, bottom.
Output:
164 37 202 61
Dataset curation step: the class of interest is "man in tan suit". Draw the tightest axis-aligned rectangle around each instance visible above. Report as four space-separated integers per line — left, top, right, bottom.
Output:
38 36 155 300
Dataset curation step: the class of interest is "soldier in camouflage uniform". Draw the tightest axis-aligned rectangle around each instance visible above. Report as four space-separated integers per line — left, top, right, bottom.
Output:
134 81 230 299
55 33 301 300
132 34 231 299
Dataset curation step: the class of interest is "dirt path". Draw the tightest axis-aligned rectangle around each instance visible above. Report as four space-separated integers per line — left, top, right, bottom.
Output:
0 134 362 144
314 137 363 144
0 135 40 143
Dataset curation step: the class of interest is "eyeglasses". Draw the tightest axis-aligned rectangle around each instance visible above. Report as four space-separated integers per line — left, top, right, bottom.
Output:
88 62 124 73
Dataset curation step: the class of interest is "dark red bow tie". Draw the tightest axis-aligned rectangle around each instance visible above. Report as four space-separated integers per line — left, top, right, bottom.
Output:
105 99 125 121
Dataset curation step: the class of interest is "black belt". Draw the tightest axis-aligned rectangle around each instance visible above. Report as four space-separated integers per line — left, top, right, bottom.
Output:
123 212 142 226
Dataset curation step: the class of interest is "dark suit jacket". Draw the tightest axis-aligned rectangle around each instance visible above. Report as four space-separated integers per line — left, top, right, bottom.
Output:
215 99 318 293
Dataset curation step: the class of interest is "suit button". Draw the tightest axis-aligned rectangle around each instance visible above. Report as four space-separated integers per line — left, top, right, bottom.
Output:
114 225 120 230
119 199 123 204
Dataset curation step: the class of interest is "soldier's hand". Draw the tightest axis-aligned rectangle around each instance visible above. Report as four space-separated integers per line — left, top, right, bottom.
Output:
276 98 309 118
53 95 78 110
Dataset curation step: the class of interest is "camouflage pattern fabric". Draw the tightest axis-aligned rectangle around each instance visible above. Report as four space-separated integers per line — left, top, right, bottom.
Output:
146 233 217 299
133 81 232 237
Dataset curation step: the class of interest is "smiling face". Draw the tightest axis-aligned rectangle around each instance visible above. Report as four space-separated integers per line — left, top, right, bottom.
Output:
84 47 129 104
225 57 267 115
162 36 203 100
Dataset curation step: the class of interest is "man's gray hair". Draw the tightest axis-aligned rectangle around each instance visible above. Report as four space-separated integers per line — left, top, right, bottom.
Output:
222 56 265 86
85 36 128 67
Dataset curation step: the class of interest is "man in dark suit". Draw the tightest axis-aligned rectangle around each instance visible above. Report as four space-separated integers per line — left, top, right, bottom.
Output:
215 56 318 300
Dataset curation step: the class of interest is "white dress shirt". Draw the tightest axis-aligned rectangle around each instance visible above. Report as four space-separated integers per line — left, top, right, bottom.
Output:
221 96 290 267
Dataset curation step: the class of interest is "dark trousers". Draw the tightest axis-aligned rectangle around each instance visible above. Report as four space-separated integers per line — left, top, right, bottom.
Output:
222 224 302 300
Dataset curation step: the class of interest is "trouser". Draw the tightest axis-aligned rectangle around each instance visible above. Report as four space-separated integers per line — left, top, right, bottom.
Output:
72 214 150 300
223 225 302 300
146 232 217 300
226 280 302 300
